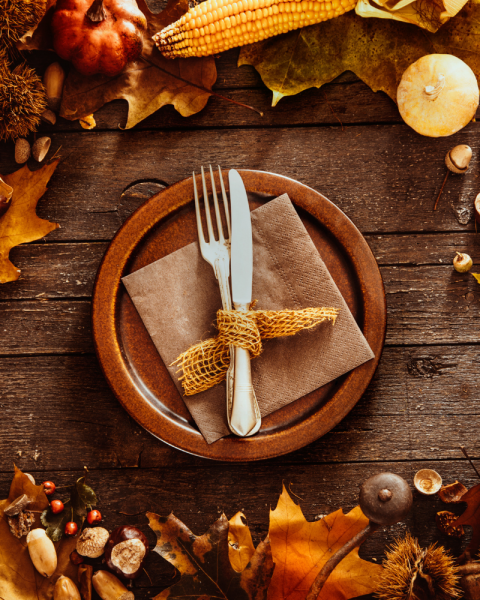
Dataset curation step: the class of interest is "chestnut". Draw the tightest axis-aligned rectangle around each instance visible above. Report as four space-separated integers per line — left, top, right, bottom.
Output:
105 526 149 579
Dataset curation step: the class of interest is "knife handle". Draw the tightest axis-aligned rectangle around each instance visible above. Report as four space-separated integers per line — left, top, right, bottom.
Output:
230 302 261 437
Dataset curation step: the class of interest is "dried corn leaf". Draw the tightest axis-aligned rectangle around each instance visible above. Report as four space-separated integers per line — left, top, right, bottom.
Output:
239 0 480 105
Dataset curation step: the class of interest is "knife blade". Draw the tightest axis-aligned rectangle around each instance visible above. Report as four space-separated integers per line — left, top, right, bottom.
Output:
228 170 261 437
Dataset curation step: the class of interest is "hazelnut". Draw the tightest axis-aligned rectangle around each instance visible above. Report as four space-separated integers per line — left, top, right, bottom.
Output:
76 527 109 558
453 252 473 273
105 526 149 580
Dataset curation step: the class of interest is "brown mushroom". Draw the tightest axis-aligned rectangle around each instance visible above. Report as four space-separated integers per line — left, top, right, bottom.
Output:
306 473 413 600
436 510 464 538
105 526 149 580
76 527 109 558
438 481 468 504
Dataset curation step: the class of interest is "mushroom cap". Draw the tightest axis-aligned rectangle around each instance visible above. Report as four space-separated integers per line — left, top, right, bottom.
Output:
76 527 109 558
359 472 412 526
397 54 479 137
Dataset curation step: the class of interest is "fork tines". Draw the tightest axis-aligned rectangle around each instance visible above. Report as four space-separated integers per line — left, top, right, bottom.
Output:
193 165 231 245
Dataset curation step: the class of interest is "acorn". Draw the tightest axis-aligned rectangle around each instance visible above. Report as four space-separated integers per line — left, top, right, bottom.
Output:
92 571 134 600
15 138 30 163
54 576 81 600
453 252 473 273
434 144 473 210
43 62 65 112
32 136 51 162
26 528 57 577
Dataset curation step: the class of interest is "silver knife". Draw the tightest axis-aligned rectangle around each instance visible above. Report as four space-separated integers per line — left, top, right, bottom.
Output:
229 170 261 437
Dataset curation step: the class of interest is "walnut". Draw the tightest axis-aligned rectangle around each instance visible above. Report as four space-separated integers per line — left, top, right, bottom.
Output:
8 510 35 538
77 527 109 558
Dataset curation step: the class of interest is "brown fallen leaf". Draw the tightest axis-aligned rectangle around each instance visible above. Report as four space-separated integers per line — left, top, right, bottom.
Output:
1 160 59 284
452 483 480 559
147 511 274 600
0 466 79 600
268 486 382 600
238 0 480 106
229 512 256 573
59 0 216 128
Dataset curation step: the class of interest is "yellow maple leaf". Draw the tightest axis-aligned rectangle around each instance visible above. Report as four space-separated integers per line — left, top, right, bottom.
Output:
472 273 480 284
1 161 59 283
229 512 256 573
268 486 383 600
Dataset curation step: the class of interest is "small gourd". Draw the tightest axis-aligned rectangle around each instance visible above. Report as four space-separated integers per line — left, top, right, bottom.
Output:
51 0 147 77
397 54 479 137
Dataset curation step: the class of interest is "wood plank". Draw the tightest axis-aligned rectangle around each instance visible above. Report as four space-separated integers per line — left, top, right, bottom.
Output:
0 459 476 600
0 232 478 301
37 82 400 133
1 346 479 472
1 126 477 243
2 261 480 351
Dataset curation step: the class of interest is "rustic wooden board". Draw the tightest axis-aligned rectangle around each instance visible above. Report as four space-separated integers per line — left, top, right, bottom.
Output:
2 125 479 243
1 231 479 301
2 259 480 354
1 345 479 471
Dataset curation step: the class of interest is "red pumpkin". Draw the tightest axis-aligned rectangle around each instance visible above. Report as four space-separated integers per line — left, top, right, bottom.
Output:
51 0 147 77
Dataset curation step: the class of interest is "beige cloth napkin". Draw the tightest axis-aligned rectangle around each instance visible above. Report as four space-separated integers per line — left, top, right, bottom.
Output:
122 195 374 444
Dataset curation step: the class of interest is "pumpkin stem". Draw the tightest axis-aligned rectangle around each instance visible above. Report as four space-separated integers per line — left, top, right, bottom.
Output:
424 74 445 101
87 0 107 22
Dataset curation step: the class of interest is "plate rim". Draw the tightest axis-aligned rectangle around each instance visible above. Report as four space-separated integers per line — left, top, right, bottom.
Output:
92 170 386 461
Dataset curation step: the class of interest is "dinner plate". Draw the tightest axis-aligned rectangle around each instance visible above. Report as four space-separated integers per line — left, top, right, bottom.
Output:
92 170 386 461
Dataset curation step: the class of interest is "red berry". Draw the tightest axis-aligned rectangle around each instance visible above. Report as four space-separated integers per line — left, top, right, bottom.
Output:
43 481 56 495
87 509 102 524
65 521 78 536
51 499 64 514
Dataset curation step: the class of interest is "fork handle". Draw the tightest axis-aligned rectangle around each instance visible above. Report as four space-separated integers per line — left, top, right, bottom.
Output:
230 302 261 437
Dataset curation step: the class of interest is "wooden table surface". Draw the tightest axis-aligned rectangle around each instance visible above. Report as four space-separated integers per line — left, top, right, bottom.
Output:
1 29 480 598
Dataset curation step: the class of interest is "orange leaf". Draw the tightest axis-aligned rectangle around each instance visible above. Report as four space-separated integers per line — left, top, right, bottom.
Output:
267 486 382 600
453 482 480 557
229 512 256 573
1 161 59 283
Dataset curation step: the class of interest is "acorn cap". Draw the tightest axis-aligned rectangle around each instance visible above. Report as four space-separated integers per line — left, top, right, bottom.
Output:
445 145 472 174
32 137 51 162
4 494 29 516
15 138 31 164
359 472 412 526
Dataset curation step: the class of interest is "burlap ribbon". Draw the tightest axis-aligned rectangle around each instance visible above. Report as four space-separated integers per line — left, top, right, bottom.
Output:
172 306 339 396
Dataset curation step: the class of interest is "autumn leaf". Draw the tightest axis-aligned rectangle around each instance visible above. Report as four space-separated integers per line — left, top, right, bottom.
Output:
1 161 59 284
238 0 480 106
472 273 480 284
147 511 274 600
58 0 216 128
452 483 480 558
229 512 256 573
0 466 79 600
267 486 382 600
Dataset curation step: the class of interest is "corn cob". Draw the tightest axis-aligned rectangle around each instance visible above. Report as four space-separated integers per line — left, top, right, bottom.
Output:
154 0 355 58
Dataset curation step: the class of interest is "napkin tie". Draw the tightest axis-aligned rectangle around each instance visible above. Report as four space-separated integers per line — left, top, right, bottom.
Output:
172 306 339 396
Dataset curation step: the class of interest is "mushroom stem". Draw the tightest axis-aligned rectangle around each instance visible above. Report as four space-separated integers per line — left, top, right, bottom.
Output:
305 522 380 600
424 74 446 100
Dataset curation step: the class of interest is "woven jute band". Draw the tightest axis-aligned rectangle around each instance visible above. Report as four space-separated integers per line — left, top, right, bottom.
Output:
172 306 339 396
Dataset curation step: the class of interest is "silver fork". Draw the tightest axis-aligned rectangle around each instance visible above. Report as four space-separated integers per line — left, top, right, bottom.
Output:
194 166 252 436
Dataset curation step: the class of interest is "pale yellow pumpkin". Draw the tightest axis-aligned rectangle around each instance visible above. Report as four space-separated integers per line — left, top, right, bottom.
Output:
397 54 479 138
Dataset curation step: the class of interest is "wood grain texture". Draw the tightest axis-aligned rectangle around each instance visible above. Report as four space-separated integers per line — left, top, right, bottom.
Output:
2 125 479 244
1 345 479 471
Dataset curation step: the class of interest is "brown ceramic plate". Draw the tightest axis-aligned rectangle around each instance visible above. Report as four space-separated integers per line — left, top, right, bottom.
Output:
92 170 386 461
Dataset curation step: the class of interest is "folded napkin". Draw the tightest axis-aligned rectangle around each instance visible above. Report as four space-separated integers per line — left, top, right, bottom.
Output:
122 195 374 444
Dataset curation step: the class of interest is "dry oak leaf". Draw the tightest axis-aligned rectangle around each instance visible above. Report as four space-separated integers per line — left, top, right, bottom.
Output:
452 482 480 559
1 160 59 284
267 486 383 600
0 466 79 600
147 511 274 600
229 512 256 573
238 0 480 106
59 0 216 128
